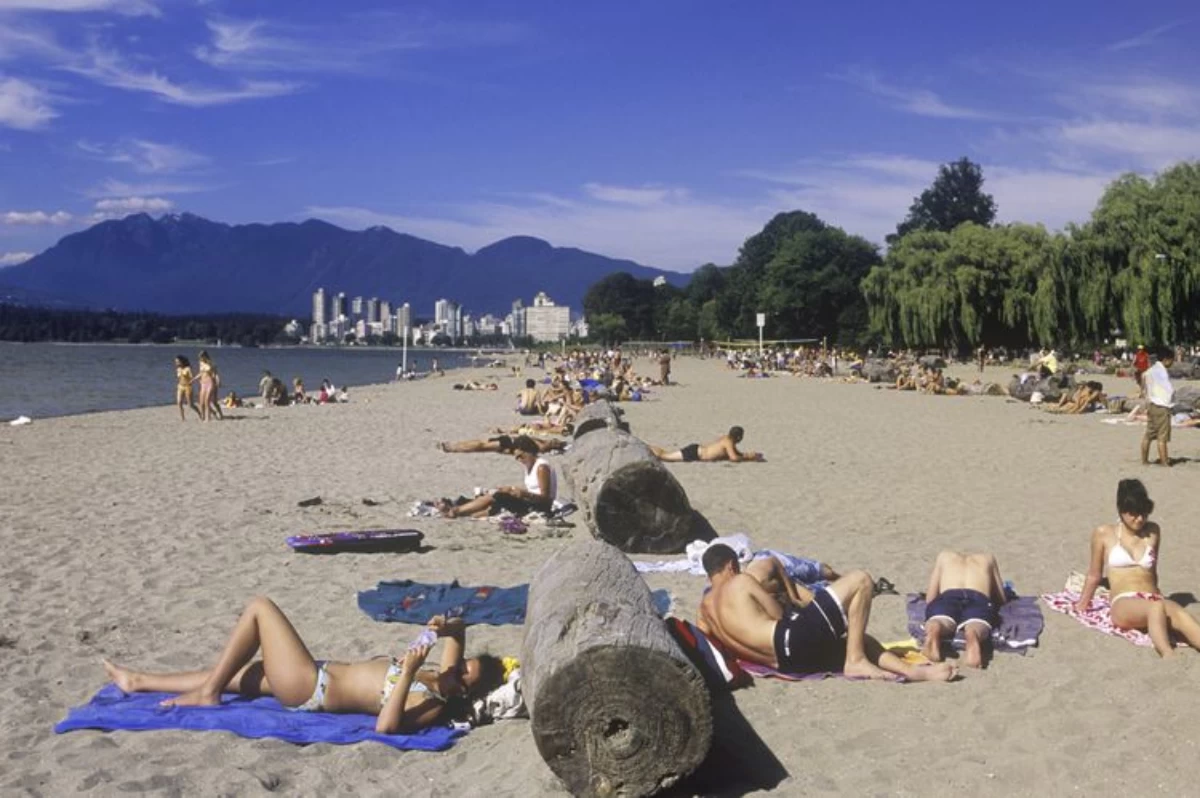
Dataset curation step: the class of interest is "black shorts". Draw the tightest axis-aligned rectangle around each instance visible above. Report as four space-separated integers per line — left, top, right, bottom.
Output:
924 588 996 634
492 492 550 516
680 443 701 462
773 588 848 673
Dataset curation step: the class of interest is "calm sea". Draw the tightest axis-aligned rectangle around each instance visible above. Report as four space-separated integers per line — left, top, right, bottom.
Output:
0 342 491 420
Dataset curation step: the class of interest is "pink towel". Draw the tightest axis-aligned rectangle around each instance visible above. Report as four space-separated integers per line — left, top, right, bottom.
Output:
1040 590 1171 648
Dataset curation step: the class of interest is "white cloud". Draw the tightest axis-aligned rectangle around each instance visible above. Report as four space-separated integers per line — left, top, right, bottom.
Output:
1053 120 1200 170
2 209 72 224
1106 21 1182 52
583 183 689 206
91 195 172 219
0 75 56 129
65 46 301 106
78 138 210 173
85 177 214 198
307 187 774 271
0 0 158 15
836 68 1003 120
0 250 34 266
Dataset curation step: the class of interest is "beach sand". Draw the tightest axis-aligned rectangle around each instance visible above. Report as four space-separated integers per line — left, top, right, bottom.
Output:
4 357 1200 796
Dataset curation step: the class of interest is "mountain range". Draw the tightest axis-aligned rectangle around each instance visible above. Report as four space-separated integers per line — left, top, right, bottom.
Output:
0 213 685 318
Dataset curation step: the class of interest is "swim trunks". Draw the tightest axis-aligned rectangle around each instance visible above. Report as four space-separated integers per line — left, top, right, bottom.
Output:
773 588 847 673
680 443 701 462
924 588 996 633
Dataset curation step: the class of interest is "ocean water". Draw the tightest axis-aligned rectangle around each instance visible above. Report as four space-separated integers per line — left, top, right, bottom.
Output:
0 342 491 420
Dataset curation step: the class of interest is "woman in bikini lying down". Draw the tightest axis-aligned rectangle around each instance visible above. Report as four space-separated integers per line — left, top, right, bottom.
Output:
1074 479 1200 656
102 597 504 733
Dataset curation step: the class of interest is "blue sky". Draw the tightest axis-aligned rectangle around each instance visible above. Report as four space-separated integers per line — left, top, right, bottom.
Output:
1 1 1197 271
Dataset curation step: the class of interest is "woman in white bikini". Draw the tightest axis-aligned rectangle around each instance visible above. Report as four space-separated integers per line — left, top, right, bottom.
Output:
102 596 504 733
1075 479 1200 656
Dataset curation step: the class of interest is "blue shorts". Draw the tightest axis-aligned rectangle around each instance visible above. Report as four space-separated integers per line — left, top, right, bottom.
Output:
773 588 847 673
924 588 995 634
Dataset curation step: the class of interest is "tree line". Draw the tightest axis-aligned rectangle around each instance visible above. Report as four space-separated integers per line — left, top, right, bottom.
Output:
584 158 1200 352
0 305 296 346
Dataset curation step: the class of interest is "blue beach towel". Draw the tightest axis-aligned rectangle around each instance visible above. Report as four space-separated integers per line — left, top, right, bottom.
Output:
55 684 464 751
358 580 673 624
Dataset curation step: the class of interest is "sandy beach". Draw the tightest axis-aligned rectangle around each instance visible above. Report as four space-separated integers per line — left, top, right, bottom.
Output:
4 356 1200 796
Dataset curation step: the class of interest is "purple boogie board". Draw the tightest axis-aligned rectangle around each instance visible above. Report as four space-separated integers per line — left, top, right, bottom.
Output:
287 529 425 554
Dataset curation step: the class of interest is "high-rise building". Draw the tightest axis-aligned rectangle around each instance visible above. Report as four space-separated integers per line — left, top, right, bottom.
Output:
380 300 391 321
524 292 570 342
397 303 412 335
351 296 364 318
367 297 380 324
332 292 346 320
511 298 525 339
312 288 326 326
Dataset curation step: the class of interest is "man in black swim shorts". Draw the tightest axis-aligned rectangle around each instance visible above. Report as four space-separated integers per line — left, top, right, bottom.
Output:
697 544 956 683
921 551 1006 668
650 426 763 463
680 443 701 462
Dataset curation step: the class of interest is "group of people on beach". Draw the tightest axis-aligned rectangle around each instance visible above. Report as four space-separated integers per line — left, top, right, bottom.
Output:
171 355 349 419
107 346 1199 744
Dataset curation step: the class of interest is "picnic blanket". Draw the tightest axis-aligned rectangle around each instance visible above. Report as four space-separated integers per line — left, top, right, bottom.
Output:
55 684 464 751
359 580 672 625
1041 572 1182 648
905 588 1043 653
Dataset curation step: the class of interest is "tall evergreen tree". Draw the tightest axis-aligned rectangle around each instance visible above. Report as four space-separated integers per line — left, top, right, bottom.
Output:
889 157 997 244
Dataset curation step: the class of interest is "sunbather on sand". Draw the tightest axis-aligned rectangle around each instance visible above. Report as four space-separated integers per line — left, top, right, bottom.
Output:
921 551 1007 668
442 436 557 518
102 599 503 733
650 426 763 463
698 544 956 682
1075 479 1200 657
439 434 566 454
743 555 842 607
1047 381 1105 414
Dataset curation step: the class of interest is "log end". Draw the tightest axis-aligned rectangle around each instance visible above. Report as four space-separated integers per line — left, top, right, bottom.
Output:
531 646 712 797
594 462 693 554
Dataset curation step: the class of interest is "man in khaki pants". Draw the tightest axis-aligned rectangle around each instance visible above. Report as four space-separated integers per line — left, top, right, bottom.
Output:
1141 349 1175 467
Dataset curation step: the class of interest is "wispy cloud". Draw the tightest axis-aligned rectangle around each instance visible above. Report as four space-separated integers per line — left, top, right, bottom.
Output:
0 250 34 266
2 209 73 224
0 0 159 16
84 177 216 198
66 46 301 105
77 138 210 173
90 195 171 220
583 183 689 206
0 75 56 129
1106 21 1182 52
836 68 1003 120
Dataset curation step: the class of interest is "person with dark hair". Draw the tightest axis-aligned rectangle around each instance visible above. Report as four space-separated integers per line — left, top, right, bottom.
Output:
517 378 542 415
173 355 202 421
697 544 956 682
442 436 557 518
1075 479 1200 656
650 426 763 463
101 598 505 733
1048 381 1106 414
1141 349 1175 466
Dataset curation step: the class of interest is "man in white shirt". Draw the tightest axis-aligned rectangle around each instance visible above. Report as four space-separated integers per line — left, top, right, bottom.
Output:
1142 349 1176 467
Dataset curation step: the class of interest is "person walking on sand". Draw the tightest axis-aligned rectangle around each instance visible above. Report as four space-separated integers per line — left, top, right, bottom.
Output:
1141 348 1175 467
174 355 201 421
650 426 763 463
920 551 1007 668
195 351 218 422
697 544 956 682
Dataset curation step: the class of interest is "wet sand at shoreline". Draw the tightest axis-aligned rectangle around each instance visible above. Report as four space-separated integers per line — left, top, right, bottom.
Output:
3 357 1200 796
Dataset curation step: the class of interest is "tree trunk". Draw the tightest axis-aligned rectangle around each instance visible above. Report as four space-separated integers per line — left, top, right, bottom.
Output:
573 400 630 440
522 540 712 797
561 428 694 554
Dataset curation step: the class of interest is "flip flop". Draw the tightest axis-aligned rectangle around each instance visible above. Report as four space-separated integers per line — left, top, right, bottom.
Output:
874 577 898 596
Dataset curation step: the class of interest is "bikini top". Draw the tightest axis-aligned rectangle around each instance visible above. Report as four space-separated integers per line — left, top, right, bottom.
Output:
1108 524 1155 569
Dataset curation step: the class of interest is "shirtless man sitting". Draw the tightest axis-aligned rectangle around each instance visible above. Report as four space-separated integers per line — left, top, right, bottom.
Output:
650 426 763 463
920 551 1007 668
516 379 542 415
698 544 956 682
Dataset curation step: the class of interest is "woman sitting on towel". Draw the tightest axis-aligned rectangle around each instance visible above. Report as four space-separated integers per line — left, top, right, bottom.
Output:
442 435 557 518
103 601 504 733
1075 479 1200 656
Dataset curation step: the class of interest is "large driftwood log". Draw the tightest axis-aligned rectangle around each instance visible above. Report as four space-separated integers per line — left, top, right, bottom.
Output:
561 428 694 554
573 400 630 440
861 359 897 383
1007 372 1074 402
522 540 712 797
